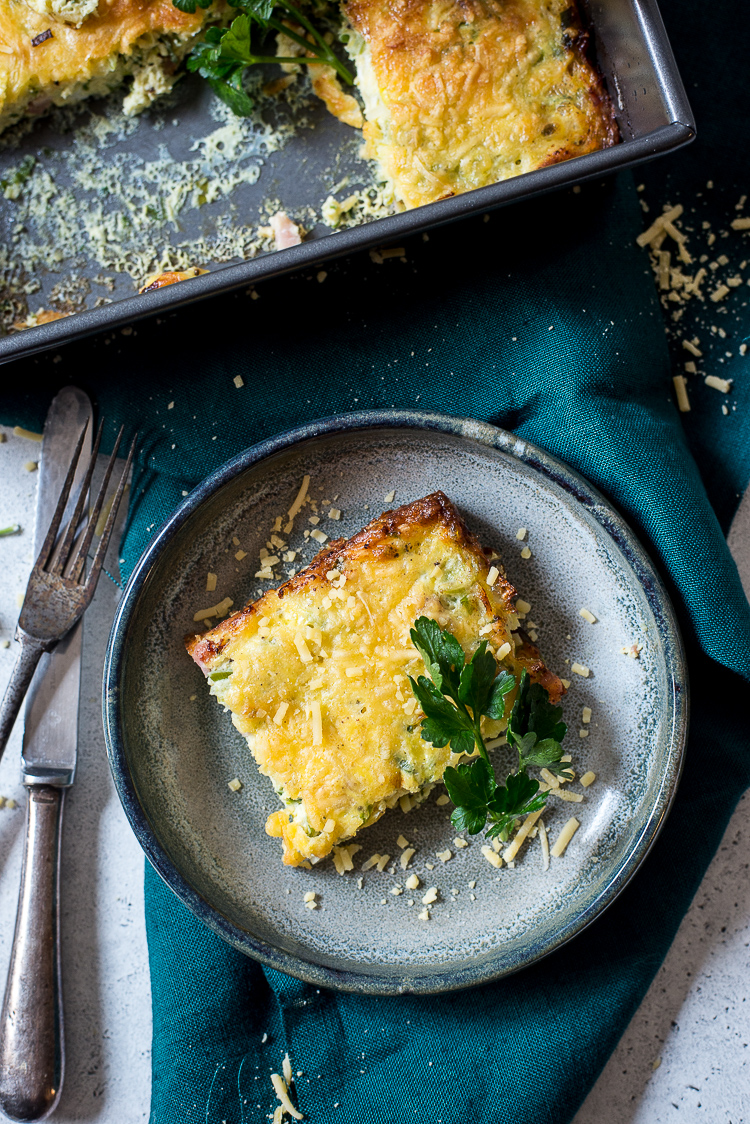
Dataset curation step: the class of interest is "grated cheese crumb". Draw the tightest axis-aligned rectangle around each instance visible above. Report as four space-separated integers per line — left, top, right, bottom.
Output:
399 795 412 813
235 550 247 561
582 706 592 723
581 771 596 787
273 702 289 726
228 778 242 792
436 794 450 806
396 835 409 849
571 662 590 677
453 837 468 849
436 849 452 863
579 728 589 738
682 339 702 357
13 426 43 442
496 642 512 660
710 284 730 303
503 808 544 863
206 572 217 593
579 608 597 624
515 527 527 540
233 375 244 388
311 529 328 543
376 854 391 872
194 597 233 622
383 490 396 502
515 598 531 614
391 885 403 896
400 847 416 869
520 546 532 559
405 873 420 890
552 788 584 803
24 461 38 472
731 217 750 230
270 1074 303 1120
418 909 430 921
539 818 550 871
421 886 438 905
481 845 502 869
328 508 341 520
551 817 580 858
303 891 317 902
705 375 733 394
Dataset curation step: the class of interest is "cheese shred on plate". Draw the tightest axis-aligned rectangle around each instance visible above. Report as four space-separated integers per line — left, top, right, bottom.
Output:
187 491 564 867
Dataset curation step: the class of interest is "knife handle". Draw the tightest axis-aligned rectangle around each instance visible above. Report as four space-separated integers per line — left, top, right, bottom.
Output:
0 786 64 1122
0 636 48 767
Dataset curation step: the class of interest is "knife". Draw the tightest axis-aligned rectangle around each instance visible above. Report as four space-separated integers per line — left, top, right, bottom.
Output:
0 387 92 1123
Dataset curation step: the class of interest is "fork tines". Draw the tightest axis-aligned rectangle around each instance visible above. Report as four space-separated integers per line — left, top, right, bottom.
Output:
35 422 136 590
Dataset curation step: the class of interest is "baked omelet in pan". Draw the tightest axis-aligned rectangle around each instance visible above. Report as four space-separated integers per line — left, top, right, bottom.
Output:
188 492 564 867
343 0 618 208
0 0 213 133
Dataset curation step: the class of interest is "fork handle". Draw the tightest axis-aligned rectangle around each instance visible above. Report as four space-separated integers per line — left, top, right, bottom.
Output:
0 786 65 1122
0 635 50 766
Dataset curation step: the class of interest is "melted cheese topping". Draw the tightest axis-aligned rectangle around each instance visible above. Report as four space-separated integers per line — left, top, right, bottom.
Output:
0 0 210 132
343 0 617 209
189 492 564 867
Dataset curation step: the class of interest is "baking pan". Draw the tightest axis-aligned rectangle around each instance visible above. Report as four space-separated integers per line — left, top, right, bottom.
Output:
0 0 694 365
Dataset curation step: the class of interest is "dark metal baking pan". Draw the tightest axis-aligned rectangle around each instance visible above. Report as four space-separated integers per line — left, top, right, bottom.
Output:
0 0 693 365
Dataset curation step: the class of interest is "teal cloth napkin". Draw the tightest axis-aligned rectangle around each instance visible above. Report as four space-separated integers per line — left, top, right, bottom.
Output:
2 1 750 1120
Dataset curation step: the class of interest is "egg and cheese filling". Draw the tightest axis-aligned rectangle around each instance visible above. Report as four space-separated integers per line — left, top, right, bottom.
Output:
188 492 563 867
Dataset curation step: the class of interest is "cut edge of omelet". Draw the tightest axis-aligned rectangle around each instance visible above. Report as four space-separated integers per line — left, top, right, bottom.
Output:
187 491 565 868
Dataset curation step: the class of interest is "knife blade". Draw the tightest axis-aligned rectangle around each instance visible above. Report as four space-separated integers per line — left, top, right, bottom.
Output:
22 386 93 786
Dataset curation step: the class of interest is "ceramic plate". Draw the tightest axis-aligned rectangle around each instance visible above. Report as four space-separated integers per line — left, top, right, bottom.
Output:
103 411 688 994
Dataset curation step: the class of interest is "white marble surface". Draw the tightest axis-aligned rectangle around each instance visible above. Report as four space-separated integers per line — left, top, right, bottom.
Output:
0 417 748 1124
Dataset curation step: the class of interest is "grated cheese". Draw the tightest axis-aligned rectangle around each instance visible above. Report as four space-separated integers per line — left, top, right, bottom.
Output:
383 490 396 502
13 426 43 442
328 508 341 520
311 529 328 543
435 794 450 806
579 608 597 624
405 873 420 890
235 550 247 561
270 1074 303 1121
400 847 416 869
539 818 550 871
579 728 589 738
303 891 316 902
515 527 527 540
540 768 559 788
681 339 702 357
731 217 750 230
515 598 531 614
376 854 390 872
453 837 468 849
396 835 409 849
361 854 382 871
582 706 591 724
520 546 532 559
673 375 691 413
710 284 730 303
228 777 242 792
486 566 499 587
282 1054 293 1084
399 795 412 813
233 375 244 388
436 849 452 863
418 909 430 920
550 817 580 858
503 808 544 863
323 818 335 833
287 475 311 522
571 663 589 677
580 771 596 787
496 642 512 660
391 885 403 895
273 702 289 726
481 845 502 869
705 375 733 394
552 788 583 803
421 886 438 904
206 572 217 593
194 597 233 622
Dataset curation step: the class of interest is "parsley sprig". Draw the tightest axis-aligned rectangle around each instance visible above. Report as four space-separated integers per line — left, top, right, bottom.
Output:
408 617 568 841
173 0 353 117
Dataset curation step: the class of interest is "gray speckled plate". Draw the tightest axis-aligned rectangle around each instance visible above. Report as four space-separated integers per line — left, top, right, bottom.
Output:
103 410 688 995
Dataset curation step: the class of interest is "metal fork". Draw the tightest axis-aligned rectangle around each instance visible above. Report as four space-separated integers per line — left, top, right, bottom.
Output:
0 420 136 765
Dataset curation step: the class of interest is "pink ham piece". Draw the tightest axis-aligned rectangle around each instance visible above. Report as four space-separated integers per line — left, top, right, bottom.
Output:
269 211 302 250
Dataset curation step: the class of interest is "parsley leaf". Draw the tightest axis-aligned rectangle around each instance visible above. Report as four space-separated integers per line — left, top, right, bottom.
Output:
408 617 568 847
174 0 354 114
444 758 496 834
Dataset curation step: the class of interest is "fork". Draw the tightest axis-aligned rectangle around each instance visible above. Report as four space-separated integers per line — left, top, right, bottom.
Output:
0 420 135 764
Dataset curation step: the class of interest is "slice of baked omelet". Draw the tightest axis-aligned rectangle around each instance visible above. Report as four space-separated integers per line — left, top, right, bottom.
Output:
0 0 216 134
188 492 564 867
343 0 618 208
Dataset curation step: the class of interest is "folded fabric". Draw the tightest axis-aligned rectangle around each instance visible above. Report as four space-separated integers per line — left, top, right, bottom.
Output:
1 1 749 1121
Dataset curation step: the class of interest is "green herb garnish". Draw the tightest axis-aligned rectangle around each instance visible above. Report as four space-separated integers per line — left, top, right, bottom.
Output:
174 0 353 117
209 669 232 680
408 616 567 840
0 525 21 537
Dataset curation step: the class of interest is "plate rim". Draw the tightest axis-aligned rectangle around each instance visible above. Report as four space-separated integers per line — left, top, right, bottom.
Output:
102 408 689 995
